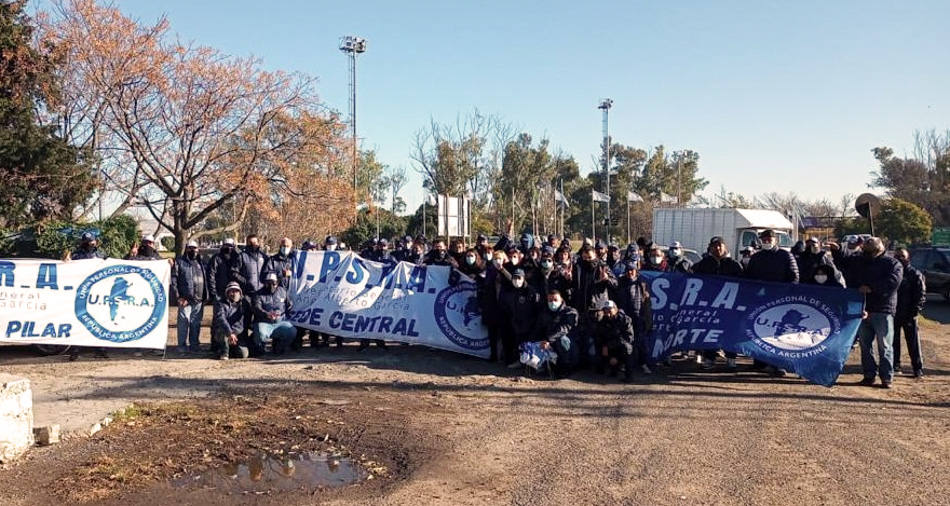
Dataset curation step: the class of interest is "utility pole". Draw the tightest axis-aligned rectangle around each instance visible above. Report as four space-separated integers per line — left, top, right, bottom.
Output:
598 98 613 240
340 36 367 218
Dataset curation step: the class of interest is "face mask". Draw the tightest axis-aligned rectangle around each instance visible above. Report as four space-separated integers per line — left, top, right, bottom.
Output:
221 247 232 256
465 256 476 265
280 246 291 256
808 243 820 254
248 244 260 253
186 250 197 260
548 301 562 311
669 249 681 258
510 257 521 266
434 249 446 258
541 260 552 269
627 271 638 280
265 283 277 292
814 274 828 284
228 292 242 302
492 259 504 268
651 256 663 264
326 244 337 251
863 249 876 258
760 242 775 251
740 257 751 267
512 278 525 289
593 312 604 322
898 258 910 267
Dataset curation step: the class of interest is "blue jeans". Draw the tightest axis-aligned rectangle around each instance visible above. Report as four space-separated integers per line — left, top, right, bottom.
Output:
254 321 296 352
857 312 894 383
177 302 203 351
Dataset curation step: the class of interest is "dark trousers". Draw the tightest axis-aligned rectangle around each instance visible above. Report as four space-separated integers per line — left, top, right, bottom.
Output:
603 344 636 381
702 349 737 360
893 316 923 372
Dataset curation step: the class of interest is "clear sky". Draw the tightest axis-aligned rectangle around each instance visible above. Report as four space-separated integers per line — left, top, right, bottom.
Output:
93 1 950 213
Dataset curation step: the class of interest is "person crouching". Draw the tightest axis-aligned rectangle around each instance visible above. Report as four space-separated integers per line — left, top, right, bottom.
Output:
213 282 250 360
593 300 637 383
253 272 296 355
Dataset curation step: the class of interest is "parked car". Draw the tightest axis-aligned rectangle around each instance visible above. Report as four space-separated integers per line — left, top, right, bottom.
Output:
910 246 950 301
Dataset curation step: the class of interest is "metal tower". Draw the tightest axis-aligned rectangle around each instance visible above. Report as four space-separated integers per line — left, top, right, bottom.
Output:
339 36 367 195
598 98 613 239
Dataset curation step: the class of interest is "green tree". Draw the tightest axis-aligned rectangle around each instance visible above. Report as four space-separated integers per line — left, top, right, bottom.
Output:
876 198 933 246
0 0 94 228
871 131 950 226
339 207 407 248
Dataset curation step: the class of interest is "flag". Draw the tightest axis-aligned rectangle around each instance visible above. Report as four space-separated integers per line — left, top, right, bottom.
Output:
554 190 570 208
660 192 677 203
627 191 643 203
426 194 437 206
592 190 610 203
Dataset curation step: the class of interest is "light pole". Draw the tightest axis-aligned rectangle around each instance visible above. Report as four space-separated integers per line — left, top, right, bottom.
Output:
340 36 367 214
598 98 613 240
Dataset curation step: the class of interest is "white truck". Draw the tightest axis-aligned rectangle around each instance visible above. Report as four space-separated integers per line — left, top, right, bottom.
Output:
652 208 795 258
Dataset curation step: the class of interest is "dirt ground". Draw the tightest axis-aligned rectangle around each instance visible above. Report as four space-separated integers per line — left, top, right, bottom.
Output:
1 297 949 506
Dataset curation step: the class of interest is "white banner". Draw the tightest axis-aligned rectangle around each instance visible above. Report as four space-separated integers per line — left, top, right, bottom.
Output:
592 189 610 203
0 258 170 349
288 251 489 358
437 195 470 237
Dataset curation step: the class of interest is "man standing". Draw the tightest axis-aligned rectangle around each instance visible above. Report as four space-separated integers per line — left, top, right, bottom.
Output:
253 272 295 355
71 232 106 260
175 241 206 353
666 241 693 274
613 261 653 374
233 234 266 296
835 237 903 388
893 248 926 378
692 236 744 369
126 234 162 260
263 237 295 289
213 282 250 360
744 229 798 376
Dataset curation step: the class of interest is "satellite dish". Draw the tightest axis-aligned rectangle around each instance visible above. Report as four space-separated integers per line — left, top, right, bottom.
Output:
854 193 881 218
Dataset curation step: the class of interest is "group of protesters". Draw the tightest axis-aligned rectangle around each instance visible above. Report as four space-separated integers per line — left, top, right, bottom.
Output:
67 228 927 387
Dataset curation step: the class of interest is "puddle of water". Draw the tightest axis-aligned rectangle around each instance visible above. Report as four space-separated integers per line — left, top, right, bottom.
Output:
172 451 364 493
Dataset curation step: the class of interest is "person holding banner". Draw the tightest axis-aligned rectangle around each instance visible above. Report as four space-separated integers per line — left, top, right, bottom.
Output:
126 234 162 261
213 282 250 360
692 236 744 369
71 232 106 260
481 250 513 362
424 238 458 268
613 261 653 374
252 272 296 355
666 242 693 274
744 229 799 376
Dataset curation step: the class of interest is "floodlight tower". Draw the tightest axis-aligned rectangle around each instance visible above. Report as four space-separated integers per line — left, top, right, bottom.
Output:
340 36 367 197
598 98 613 237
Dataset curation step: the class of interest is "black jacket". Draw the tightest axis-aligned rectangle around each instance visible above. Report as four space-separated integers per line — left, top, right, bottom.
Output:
262 252 295 289
668 256 693 274
72 247 106 260
613 276 650 330
253 286 293 322
745 249 799 283
837 253 903 314
692 255 744 278
796 250 835 285
501 283 541 337
533 305 579 343
896 264 926 320
571 260 618 311
207 251 238 301
594 310 636 354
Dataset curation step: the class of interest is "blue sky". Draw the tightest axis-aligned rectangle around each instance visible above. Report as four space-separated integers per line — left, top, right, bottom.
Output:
99 1 949 213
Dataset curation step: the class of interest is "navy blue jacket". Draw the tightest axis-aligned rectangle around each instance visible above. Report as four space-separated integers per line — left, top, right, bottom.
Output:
837 254 903 314
533 304 579 343
175 256 207 303
253 286 293 322
896 264 926 320
262 252 295 289
692 255 744 278
613 276 650 330
206 251 238 301
71 247 106 260
213 298 248 337
233 248 266 295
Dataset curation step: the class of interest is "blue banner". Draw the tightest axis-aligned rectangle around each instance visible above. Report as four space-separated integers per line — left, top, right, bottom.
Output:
641 271 865 387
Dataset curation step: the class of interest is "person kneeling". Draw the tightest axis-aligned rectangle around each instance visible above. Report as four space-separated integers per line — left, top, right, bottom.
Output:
593 300 637 383
253 273 296 354
531 290 580 378
213 282 250 360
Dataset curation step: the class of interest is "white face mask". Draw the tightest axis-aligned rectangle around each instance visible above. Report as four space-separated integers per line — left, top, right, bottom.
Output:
651 255 663 264
669 248 681 258
548 301 562 311
760 241 775 251
814 274 828 284
280 246 291 256
512 278 525 288
326 244 337 251
510 257 521 266
465 256 476 265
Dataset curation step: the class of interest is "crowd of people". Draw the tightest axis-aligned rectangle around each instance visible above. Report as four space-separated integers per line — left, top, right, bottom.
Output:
66 229 927 387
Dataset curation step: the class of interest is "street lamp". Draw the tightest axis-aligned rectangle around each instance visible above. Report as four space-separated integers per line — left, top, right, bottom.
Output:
340 36 367 209
598 98 613 240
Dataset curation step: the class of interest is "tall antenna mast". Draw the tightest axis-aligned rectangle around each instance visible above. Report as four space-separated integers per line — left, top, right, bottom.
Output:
339 36 367 209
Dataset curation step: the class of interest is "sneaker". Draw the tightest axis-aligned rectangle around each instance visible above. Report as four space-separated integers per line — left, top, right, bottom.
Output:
695 354 703 365
237 347 250 359
701 358 714 370
506 361 522 369
357 341 369 352
881 381 893 389
640 364 652 375
726 358 737 369
912 369 923 378
176 346 187 354
893 366 903 375
217 354 229 361
858 378 876 387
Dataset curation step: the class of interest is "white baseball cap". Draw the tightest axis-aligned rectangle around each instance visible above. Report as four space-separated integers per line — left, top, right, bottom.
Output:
186 240 198 248
224 238 236 246
142 234 155 243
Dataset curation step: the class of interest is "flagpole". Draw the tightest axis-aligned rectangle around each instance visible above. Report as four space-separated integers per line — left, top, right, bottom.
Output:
591 189 595 241
626 195 630 245
559 179 564 239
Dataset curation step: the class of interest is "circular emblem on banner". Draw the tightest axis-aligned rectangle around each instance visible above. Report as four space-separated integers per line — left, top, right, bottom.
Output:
74 264 167 343
433 281 488 351
745 299 839 352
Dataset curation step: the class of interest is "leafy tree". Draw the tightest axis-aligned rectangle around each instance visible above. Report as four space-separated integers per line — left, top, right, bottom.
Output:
339 207 407 248
876 198 932 246
870 131 950 226
405 202 438 239
0 0 94 228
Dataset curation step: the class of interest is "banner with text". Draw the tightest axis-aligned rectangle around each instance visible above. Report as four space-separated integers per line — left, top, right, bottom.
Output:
0 258 170 349
288 251 490 358
641 271 865 387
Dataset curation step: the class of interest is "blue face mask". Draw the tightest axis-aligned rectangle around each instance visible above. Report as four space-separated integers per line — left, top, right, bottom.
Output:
548 301 562 311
